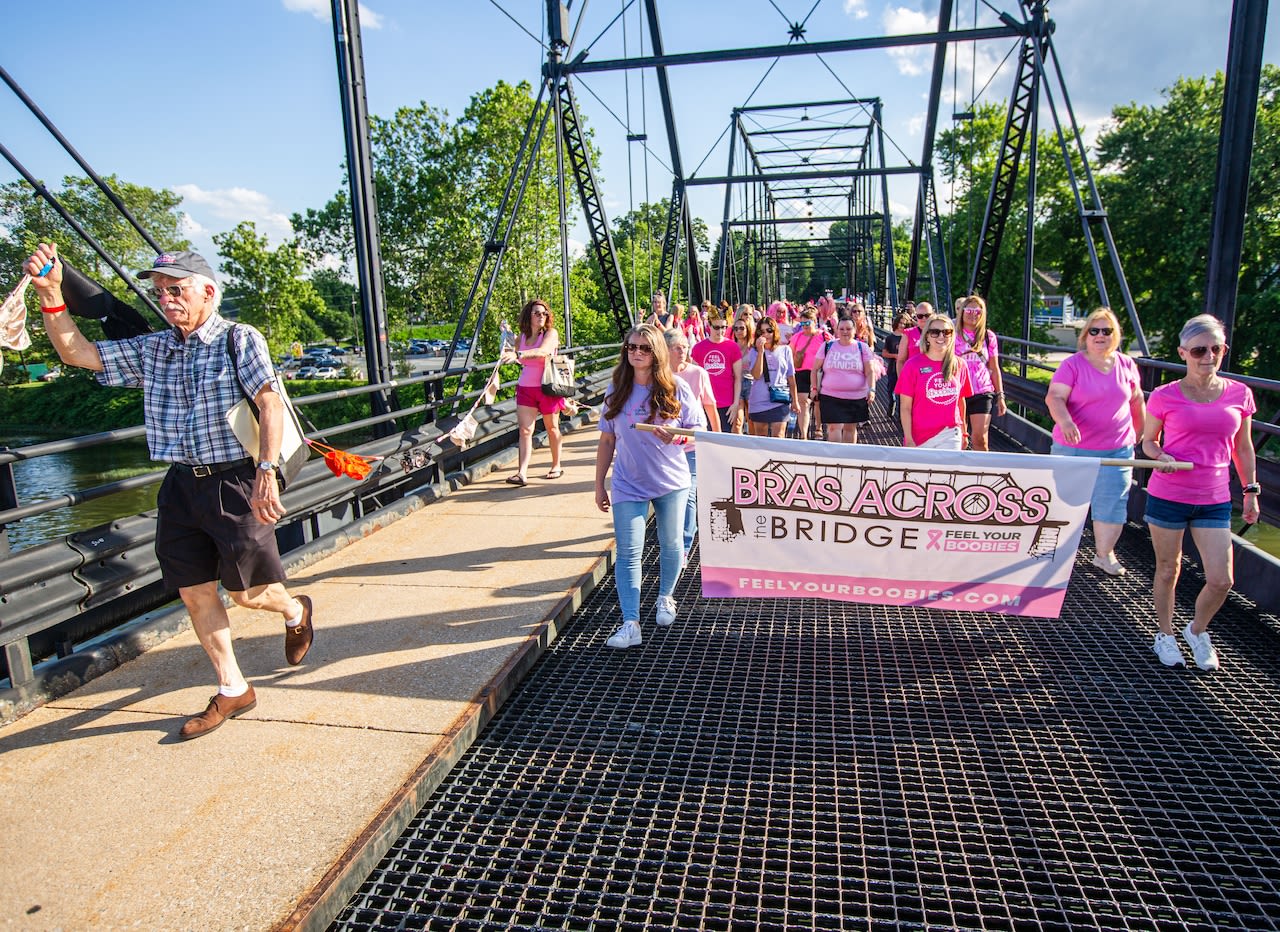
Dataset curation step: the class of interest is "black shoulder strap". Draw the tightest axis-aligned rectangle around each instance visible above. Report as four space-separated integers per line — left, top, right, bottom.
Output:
225 325 258 416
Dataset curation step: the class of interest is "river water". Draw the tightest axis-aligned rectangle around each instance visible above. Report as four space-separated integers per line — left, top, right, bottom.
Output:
1 433 160 552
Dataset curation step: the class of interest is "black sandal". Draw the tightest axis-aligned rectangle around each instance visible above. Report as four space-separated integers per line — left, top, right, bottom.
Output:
505 475 527 486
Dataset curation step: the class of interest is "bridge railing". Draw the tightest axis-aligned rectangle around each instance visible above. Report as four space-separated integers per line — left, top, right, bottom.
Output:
0 344 621 691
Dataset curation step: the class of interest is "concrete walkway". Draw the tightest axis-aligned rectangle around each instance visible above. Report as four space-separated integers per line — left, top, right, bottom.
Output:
0 429 614 931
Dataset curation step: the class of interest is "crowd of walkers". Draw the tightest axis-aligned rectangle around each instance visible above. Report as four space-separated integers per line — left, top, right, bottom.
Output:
586 290 1260 675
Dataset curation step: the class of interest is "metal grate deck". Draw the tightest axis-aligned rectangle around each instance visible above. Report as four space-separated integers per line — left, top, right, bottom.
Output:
331 404 1280 931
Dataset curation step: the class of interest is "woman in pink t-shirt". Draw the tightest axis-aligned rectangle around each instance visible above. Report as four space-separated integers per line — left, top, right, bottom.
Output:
1141 315 1259 672
894 313 972 449
500 298 565 486
811 317 877 444
1046 307 1145 576
895 302 933 373
953 295 1006 451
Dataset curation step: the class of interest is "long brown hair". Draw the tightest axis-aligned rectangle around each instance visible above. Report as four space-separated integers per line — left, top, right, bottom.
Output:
603 324 682 423
518 298 554 340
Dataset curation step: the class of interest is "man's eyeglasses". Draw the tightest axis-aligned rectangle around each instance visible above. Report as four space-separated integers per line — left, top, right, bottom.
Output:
711 323 728 330
927 328 954 338
914 313 929 320
1185 343 1227 359
147 282 197 300
624 343 654 355
1088 327 1113 337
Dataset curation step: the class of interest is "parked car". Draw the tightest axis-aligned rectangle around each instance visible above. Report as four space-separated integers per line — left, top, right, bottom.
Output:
297 366 319 380
38 367 62 382
313 365 342 379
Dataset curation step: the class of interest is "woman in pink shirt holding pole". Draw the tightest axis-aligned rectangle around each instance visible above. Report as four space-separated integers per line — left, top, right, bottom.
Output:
1046 307 1145 576
1141 314 1259 672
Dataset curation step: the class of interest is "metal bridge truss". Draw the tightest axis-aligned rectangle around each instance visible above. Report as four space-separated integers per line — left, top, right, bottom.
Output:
703 100 907 309
964 0 1151 355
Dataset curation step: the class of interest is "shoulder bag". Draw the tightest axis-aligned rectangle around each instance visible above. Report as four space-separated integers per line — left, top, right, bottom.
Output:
541 351 577 398
225 326 309 488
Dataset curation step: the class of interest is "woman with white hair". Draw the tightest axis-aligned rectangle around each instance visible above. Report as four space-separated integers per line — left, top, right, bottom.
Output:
1142 314 1259 671
1046 307 1145 576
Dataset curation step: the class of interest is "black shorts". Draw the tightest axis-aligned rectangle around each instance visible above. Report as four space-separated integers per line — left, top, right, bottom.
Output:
794 370 812 394
817 394 869 424
156 461 287 591
751 403 791 424
966 392 995 416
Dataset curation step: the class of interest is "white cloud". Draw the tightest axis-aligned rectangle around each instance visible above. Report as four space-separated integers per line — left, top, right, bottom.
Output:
281 0 383 29
568 238 586 261
882 6 934 77
171 183 294 244
843 0 870 19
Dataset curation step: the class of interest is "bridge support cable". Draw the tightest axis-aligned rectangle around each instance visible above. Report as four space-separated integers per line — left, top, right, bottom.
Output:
906 0 955 303
1204 0 1269 369
966 18 1047 301
555 76 634 333
876 102 900 312
714 114 740 305
331 0 398 433
441 81 554 373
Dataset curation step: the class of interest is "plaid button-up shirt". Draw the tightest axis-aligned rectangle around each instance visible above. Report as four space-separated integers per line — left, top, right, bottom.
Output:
96 313 276 465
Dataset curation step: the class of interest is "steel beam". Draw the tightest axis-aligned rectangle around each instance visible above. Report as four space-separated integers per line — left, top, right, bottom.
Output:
1204 0 1269 365
689 166 921 186
562 25 1020 75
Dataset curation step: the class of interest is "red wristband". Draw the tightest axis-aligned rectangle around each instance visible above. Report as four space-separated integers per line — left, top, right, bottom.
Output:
41 303 67 315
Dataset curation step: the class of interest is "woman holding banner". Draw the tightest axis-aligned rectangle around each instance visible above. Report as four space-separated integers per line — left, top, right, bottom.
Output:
1046 307 1145 576
594 324 707 649
895 313 972 450
744 317 800 439
665 327 720 565
811 316 877 444
1141 314 1259 671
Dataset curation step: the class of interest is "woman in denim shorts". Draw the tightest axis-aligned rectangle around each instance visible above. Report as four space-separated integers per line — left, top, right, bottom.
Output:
1046 308 1145 576
1141 315 1260 671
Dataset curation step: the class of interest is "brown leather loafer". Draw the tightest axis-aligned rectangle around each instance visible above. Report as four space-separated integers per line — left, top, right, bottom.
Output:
285 594 314 665
179 687 257 741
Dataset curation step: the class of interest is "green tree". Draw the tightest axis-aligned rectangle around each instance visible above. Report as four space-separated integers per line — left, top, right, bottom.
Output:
213 221 328 354
0 175 188 377
1055 68 1280 374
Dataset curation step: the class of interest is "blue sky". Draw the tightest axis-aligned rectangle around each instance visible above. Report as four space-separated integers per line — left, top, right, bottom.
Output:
2 1 1278 273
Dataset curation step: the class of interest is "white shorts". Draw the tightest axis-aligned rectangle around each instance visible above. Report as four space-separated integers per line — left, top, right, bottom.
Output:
919 426 963 450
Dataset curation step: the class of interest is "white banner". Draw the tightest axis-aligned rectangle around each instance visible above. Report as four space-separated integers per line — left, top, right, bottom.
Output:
695 432 1099 618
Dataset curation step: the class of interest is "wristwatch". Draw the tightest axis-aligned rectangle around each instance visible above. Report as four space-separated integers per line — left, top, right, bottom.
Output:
257 461 278 473
1242 483 1261 495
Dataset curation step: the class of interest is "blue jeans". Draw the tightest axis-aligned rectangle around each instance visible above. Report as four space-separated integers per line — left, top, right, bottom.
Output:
683 449 698 555
612 487 688 621
1050 442 1133 525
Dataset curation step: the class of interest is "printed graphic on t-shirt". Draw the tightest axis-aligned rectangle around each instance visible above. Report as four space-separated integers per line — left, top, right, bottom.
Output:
923 370 960 404
700 348 729 377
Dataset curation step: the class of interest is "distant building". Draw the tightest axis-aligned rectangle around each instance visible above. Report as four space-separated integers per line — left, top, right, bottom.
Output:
1032 269 1077 325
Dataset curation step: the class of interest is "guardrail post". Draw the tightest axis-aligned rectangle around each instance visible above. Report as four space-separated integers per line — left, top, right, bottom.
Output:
0 457 15 555
4 640 34 686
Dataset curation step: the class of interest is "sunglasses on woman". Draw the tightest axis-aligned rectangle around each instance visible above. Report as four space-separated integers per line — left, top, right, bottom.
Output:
1185 343 1227 359
927 328 954 338
624 343 654 355
1088 327 1113 336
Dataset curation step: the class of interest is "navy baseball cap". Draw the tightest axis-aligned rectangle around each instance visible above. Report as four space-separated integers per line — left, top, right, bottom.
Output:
138 250 216 281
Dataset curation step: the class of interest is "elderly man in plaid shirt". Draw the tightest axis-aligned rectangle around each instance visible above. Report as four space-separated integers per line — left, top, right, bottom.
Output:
25 242 314 740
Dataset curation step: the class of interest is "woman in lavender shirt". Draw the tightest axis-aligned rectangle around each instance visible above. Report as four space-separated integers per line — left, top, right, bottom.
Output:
595 324 707 649
1046 307 1145 576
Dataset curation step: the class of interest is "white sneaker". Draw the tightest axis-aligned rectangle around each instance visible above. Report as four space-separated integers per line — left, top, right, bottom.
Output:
1183 623 1220 671
606 620 642 649
1152 632 1186 667
655 596 677 627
